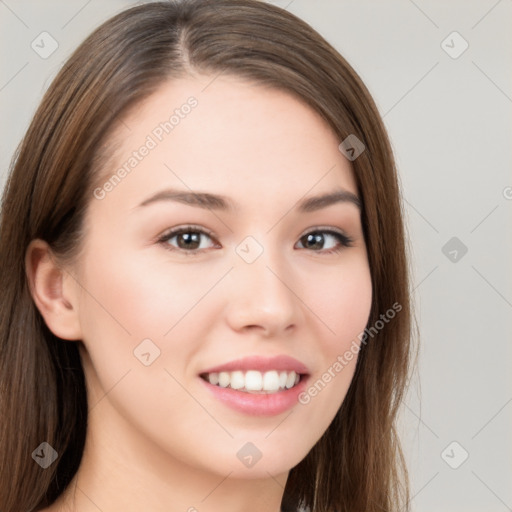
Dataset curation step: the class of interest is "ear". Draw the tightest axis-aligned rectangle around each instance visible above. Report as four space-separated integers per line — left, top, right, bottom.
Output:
25 239 82 341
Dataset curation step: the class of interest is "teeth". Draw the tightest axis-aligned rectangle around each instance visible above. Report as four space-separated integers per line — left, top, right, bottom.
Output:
263 370 280 391
204 370 301 393
218 372 230 388
230 371 245 390
245 370 263 391
285 372 294 389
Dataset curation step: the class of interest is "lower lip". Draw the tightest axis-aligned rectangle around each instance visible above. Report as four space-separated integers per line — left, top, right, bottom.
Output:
199 376 309 416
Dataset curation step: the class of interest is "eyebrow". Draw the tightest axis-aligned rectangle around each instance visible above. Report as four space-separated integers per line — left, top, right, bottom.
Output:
136 187 361 212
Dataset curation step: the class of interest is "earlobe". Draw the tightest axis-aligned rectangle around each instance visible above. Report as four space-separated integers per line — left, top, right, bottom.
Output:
24 239 82 341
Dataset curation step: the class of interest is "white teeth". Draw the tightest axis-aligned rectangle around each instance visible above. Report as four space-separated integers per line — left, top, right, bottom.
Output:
263 370 280 392
218 371 230 388
285 371 297 389
204 370 302 393
230 371 245 390
245 370 263 391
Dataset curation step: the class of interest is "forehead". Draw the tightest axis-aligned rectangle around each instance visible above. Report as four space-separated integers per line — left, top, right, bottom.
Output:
90 75 358 212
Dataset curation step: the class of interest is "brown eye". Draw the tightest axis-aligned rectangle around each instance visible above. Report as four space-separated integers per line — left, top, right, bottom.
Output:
157 226 217 255
296 230 353 254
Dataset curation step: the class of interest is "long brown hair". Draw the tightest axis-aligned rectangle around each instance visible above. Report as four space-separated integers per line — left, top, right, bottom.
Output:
0 1 413 510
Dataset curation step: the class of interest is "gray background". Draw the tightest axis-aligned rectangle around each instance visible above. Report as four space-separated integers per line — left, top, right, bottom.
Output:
1 1 511 510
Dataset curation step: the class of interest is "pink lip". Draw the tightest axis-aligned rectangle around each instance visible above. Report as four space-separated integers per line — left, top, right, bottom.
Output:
199 355 310 375
199 375 310 416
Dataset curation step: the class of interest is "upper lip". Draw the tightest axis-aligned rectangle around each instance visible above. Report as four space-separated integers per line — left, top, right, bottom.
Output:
200 355 310 375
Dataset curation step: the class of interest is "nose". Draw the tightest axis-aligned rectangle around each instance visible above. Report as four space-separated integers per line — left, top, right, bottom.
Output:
224 243 300 337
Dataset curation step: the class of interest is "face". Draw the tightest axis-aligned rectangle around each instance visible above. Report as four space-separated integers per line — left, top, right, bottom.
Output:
69 75 372 480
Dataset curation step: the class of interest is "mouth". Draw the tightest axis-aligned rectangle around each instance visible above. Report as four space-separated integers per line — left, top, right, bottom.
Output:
199 370 304 394
198 355 311 415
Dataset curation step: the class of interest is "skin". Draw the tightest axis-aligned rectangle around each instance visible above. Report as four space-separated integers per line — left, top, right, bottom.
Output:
26 74 372 512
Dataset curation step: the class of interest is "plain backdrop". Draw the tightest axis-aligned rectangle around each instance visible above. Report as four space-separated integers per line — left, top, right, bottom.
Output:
1 1 511 511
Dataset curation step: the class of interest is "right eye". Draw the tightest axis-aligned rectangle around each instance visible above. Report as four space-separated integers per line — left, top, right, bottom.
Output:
156 225 219 255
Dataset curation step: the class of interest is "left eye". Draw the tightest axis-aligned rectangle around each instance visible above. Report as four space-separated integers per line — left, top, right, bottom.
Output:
296 230 353 253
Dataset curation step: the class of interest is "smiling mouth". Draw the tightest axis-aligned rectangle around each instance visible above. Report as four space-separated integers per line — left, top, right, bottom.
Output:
200 370 305 394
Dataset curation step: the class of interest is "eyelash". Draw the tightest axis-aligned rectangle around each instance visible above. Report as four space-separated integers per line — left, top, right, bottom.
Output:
156 225 354 256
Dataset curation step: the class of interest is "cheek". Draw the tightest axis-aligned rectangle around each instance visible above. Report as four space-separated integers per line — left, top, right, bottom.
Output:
75 249 225 468
304 255 373 349
75 246 229 405
78 247 222 342
294 256 372 421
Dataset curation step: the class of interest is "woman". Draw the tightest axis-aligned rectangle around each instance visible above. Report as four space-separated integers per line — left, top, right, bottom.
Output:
0 1 413 511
